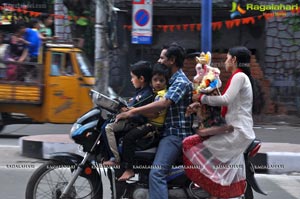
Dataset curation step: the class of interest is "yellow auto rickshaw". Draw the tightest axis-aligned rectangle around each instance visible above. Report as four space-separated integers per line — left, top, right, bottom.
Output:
0 42 95 132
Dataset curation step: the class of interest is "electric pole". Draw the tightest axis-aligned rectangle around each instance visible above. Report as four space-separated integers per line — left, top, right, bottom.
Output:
201 0 212 52
94 0 109 94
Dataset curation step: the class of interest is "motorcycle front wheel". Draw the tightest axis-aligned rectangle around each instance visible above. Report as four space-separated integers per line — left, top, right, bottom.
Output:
25 160 102 199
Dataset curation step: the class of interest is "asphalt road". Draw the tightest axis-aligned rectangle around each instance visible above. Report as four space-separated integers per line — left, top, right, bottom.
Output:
0 123 72 146
1 122 300 144
0 145 112 199
1 123 72 136
0 123 300 199
1 156 300 199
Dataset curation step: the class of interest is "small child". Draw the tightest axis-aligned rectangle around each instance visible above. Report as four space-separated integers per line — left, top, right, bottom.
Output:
118 63 169 181
103 60 154 166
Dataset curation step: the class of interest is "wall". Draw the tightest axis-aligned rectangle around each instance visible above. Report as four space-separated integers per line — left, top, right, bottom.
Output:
54 0 72 40
264 15 300 115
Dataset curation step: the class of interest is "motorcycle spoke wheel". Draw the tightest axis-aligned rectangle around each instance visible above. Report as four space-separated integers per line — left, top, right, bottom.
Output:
26 161 96 199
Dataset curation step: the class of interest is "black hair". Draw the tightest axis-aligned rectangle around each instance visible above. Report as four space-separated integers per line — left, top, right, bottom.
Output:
40 13 51 22
130 60 152 83
152 63 169 82
161 44 169 50
164 42 186 68
14 22 27 33
29 18 40 28
228 46 264 114
228 46 251 70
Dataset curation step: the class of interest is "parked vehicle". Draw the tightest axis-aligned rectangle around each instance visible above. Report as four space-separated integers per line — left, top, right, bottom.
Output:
0 42 94 132
25 90 266 199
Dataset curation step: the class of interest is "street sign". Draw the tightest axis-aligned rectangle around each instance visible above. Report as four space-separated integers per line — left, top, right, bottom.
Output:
132 0 153 44
135 9 150 26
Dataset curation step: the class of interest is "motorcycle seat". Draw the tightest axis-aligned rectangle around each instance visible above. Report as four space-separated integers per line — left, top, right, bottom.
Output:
134 147 157 160
134 147 184 165
245 139 261 157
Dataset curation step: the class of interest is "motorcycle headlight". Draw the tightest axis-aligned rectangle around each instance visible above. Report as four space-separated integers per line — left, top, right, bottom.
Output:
70 123 82 136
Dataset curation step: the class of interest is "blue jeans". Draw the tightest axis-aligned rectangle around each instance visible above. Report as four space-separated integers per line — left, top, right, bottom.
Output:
149 135 183 199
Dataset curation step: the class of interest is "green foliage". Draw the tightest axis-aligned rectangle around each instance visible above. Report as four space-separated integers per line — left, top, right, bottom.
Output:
282 15 300 45
63 0 95 62
76 17 89 26
291 16 300 32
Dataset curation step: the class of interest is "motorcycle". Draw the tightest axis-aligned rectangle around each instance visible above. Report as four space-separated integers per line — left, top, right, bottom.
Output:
25 89 266 199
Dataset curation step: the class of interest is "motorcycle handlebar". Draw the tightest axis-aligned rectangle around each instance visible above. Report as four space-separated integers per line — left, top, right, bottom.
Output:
90 89 125 113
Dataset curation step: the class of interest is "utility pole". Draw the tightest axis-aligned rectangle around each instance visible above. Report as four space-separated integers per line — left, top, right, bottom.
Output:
54 0 71 40
95 0 109 94
201 0 212 52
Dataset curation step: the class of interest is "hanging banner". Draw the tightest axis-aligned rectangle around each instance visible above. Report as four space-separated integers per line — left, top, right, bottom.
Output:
132 0 153 44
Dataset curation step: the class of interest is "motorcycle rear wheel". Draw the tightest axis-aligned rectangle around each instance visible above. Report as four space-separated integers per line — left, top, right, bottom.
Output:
25 160 102 199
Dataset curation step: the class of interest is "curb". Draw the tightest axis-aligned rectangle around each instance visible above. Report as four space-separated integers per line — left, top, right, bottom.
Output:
19 134 80 159
19 134 300 174
253 152 300 174
251 142 300 174
253 115 300 127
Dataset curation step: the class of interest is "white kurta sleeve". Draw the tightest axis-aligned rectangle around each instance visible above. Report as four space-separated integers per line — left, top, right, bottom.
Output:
201 73 245 106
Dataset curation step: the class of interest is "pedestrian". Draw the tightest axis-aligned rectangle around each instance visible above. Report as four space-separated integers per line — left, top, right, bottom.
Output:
7 25 30 62
118 63 169 181
50 53 61 76
39 13 54 38
5 25 31 81
183 46 263 199
0 31 9 79
102 60 154 166
23 19 41 62
116 43 193 199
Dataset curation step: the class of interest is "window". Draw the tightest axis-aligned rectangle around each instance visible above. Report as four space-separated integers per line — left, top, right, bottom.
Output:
50 53 74 76
51 53 62 76
63 54 74 76
76 53 93 77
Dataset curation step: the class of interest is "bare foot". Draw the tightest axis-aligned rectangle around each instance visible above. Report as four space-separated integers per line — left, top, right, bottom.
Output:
118 169 135 181
102 160 119 167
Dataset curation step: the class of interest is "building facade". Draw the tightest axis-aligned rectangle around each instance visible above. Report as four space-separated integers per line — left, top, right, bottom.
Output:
110 0 300 115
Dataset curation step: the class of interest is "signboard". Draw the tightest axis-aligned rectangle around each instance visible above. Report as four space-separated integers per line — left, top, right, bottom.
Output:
132 0 153 44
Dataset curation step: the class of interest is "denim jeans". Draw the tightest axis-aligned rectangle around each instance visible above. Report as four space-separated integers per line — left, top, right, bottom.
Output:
149 135 183 199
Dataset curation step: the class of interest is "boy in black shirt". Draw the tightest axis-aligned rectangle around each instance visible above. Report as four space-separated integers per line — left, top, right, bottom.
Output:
103 61 154 166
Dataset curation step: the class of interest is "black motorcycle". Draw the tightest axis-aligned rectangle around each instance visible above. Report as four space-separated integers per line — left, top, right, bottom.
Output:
25 90 266 199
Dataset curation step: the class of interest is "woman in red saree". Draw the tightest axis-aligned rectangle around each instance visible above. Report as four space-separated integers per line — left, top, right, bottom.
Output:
183 46 262 199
